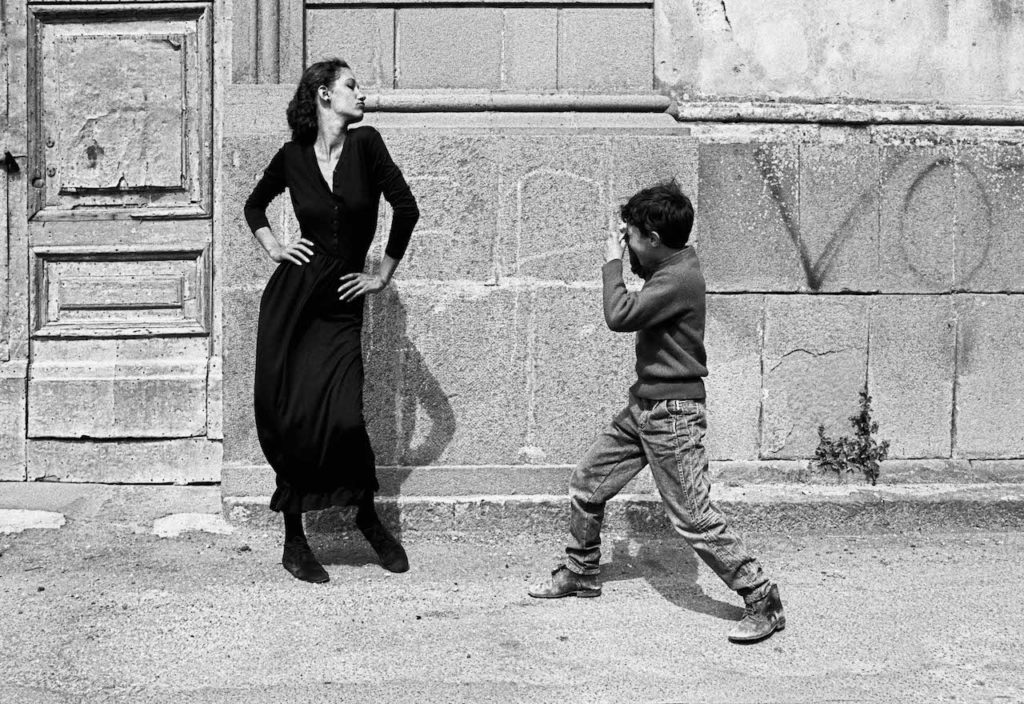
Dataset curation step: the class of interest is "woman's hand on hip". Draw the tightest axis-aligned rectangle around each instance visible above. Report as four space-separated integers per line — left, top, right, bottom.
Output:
338 272 387 302
270 238 315 265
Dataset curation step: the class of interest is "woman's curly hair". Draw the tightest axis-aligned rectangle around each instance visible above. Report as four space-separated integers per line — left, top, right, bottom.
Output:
286 58 350 145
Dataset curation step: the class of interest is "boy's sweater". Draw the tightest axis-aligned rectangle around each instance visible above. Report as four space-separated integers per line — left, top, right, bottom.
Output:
601 246 707 400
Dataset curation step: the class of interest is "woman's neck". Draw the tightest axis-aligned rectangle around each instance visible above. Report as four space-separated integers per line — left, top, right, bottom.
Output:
315 113 348 158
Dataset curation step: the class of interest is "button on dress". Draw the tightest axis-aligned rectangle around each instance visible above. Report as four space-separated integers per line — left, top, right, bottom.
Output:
243 126 419 513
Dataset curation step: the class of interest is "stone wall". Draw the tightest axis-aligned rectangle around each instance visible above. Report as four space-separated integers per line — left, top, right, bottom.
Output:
223 114 1024 497
5 0 1024 492
218 0 1024 496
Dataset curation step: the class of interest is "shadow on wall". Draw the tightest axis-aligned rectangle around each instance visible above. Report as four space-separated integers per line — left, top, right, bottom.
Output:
311 286 455 566
370 285 457 475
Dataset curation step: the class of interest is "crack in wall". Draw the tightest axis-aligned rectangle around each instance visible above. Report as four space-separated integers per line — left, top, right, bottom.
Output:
693 0 733 33
769 346 849 373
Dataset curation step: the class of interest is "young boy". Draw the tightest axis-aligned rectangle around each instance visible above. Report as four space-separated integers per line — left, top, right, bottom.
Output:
528 180 785 644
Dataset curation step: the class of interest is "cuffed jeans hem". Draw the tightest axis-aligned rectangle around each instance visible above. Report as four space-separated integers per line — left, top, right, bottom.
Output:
738 579 773 602
563 558 601 577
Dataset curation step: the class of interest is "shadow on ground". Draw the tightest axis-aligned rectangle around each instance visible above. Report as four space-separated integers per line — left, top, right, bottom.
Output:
585 502 744 621
599 537 744 621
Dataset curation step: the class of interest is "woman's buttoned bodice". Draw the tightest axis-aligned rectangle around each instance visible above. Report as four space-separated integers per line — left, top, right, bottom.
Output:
244 126 419 269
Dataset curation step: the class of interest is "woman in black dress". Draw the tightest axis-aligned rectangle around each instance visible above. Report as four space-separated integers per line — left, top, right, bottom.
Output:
243 58 419 583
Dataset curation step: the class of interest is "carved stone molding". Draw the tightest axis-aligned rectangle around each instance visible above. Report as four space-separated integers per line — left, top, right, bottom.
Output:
232 0 303 84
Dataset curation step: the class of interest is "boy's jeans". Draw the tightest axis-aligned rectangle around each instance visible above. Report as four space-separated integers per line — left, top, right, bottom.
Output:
566 395 769 597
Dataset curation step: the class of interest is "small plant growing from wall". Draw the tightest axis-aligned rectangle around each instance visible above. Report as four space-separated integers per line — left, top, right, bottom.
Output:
812 390 890 486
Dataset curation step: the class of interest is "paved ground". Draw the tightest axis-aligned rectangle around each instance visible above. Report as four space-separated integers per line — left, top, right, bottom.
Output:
0 487 1022 703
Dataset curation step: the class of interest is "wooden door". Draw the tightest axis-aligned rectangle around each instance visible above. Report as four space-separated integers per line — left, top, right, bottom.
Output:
8 0 220 482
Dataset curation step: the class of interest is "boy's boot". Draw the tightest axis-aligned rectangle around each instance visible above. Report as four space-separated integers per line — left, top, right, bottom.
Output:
528 565 601 598
727 583 785 643
282 537 329 584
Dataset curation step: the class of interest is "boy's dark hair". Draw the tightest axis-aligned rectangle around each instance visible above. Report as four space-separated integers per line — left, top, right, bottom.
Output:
287 58 350 145
620 179 694 249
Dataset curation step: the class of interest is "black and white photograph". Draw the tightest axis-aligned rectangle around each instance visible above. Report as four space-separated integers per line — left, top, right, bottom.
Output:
1 0 1022 701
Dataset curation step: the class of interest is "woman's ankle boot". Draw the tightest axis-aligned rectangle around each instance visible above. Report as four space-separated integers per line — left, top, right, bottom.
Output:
358 519 409 573
282 536 329 583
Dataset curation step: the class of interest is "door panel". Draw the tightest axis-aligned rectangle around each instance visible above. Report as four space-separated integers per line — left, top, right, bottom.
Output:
27 3 212 219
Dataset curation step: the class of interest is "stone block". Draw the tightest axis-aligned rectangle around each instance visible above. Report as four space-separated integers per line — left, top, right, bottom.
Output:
877 143 956 293
558 8 653 92
798 140 881 292
955 141 1024 292
969 460 1024 483
207 356 223 441
378 465 573 497
954 296 1024 458
868 296 955 459
876 459 973 484
222 288 262 465
502 9 557 91
27 338 208 439
27 438 221 483
396 9 502 89
530 287 636 465
661 0 1024 106
761 296 869 459
496 135 613 283
379 133 499 281
610 134 698 218
653 0 693 92
0 362 27 480
306 9 395 89
704 295 763 461
223 463 577 499
695 142 808 291
366 284 531 466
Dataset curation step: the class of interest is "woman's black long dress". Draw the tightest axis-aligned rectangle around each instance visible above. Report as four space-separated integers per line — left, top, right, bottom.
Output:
243 126 419 513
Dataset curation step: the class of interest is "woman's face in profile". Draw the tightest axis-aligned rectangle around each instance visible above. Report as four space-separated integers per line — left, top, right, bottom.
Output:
321 69 366 124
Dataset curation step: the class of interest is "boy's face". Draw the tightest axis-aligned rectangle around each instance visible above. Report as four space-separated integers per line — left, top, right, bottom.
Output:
623 222 657 266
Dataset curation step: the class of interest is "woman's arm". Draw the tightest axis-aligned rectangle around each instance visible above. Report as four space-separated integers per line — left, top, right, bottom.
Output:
336 129 419 302
369 128 419 261
245 146 314 265
244 147 287 233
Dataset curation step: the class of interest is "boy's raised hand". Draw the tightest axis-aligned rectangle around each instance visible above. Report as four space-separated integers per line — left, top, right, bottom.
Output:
605 224 626 263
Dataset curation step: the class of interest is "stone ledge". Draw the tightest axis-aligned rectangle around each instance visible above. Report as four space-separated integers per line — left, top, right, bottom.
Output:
227 86 680 134
2 480 1021 534
307 0 650 5
671 100 1024 126
223 483 1024 535
222 459 1024 498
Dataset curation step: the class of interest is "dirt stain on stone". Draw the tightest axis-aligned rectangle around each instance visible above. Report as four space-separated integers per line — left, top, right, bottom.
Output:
85 141 105 168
